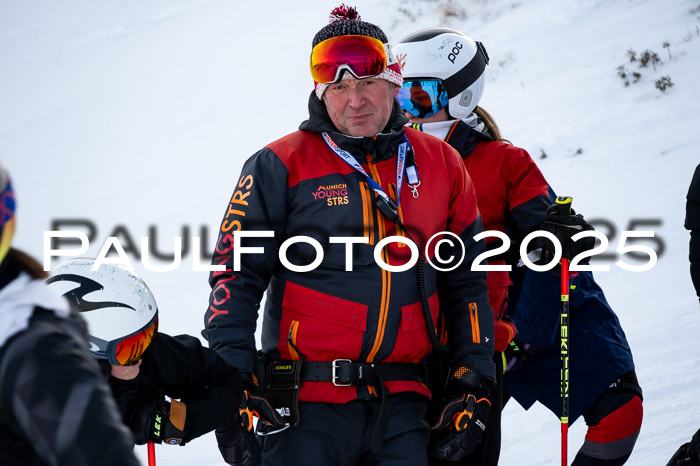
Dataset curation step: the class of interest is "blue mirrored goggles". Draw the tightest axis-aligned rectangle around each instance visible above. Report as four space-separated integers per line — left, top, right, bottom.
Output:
397 79 449 118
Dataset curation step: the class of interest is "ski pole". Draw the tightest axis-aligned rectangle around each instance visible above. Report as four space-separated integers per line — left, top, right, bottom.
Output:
148 442 156 466
555 195 573 466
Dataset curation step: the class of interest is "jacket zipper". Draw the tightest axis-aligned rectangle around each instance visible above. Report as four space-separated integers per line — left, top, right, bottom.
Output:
365 153 391 363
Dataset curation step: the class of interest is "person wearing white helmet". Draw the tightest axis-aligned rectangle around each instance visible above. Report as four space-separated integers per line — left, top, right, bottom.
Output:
0 164 140 466
394 27 642 466
46 258 283 465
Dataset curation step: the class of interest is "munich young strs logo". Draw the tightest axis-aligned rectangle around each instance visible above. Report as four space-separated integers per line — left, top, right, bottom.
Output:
312 183 349 207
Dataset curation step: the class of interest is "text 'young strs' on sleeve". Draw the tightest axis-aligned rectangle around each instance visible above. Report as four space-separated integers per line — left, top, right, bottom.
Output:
202 148 289 373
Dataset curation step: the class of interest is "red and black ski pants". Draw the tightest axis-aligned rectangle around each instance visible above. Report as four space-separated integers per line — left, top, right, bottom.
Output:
573 370 643 465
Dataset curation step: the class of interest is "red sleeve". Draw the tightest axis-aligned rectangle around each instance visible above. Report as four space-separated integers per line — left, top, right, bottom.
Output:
500 144 552 242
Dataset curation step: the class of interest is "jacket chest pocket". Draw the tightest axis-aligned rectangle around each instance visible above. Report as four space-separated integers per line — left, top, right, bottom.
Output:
279 281 368 362
389 292 440 363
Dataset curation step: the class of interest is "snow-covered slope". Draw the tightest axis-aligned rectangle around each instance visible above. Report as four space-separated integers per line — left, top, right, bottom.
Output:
2 1 699 464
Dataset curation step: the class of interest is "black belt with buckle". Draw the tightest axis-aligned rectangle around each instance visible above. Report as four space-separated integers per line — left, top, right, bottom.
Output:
261 358 425 453
301 359 424 386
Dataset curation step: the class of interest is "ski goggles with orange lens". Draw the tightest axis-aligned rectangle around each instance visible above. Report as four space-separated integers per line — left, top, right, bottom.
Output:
310 35 396 84
397 79 449 119
107 315 158 366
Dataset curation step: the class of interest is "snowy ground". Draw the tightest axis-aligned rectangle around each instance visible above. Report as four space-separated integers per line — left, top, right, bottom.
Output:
2 0 699 464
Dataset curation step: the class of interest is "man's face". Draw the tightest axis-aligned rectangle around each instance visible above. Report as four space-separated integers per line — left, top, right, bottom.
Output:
323 77 400 137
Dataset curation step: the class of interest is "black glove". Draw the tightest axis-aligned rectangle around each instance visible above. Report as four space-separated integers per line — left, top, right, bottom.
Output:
503 336 536 373
216 374 288 466
430 368 493 461
216 423 259 466
540 204 595 260
128 397 187 445
240 375 288 434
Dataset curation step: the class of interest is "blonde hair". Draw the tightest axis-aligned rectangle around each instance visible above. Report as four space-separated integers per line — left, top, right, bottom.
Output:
474 105 511 144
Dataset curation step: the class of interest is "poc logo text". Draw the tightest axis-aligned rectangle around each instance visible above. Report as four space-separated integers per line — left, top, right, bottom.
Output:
448 42 463 63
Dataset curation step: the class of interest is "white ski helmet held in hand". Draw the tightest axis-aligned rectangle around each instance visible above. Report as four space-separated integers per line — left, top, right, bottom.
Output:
46 258 158 366
393 27 489 119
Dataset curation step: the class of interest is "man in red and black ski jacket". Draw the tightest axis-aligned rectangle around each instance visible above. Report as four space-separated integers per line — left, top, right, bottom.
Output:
203 96 494 462
203 10 495 465
203 95 495 459
204 93 494 396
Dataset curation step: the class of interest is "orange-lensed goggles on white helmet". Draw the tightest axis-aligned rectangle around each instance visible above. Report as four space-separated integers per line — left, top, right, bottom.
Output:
310 35 397 84
107 315 158 366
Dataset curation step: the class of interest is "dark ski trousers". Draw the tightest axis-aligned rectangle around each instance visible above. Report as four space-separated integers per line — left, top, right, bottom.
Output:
428 353 504 466
260 392 430 466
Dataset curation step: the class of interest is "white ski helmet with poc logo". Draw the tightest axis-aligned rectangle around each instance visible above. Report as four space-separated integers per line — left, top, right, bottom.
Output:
393 27 489 119
46 258 158 364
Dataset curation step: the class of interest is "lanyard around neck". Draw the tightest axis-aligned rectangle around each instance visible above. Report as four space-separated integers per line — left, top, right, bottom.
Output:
321 132 418 208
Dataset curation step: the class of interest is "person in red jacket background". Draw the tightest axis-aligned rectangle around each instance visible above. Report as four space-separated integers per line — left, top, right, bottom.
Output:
394 27 551 466
394 27 642 466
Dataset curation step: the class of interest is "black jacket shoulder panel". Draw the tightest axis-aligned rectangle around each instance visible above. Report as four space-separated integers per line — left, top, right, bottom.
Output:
0 308 139 466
